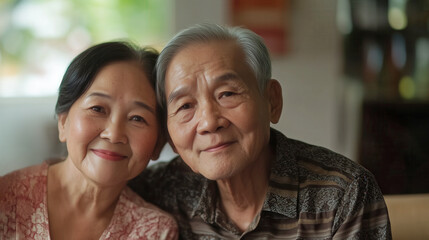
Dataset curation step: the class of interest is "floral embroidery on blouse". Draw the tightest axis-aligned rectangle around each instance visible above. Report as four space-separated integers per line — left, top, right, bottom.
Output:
0 162 178 240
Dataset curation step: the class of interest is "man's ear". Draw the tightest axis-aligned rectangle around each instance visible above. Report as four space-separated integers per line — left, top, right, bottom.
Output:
57 113 68 143
266 79 283 124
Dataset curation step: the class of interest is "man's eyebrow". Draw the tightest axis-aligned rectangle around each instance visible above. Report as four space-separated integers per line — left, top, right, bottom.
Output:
166 73 239 106
87 92 155 114
215 72 239 82
167 86 189 106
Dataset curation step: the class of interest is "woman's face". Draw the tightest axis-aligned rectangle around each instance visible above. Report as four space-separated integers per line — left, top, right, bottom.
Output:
58 61 160 187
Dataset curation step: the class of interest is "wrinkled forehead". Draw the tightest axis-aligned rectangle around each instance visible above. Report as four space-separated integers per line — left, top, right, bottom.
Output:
164 41 260 105
165 40 250 82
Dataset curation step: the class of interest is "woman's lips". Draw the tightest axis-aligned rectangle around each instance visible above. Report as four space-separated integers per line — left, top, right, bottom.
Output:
92 149 127 161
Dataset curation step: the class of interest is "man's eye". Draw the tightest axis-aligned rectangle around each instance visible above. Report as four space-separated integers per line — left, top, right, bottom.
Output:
178 103 192 111
220 91 235 98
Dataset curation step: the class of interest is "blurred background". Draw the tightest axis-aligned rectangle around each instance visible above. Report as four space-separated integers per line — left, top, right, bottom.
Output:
1 0 428 196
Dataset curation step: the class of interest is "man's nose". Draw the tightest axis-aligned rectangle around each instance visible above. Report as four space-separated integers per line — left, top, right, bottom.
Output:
100 117 128 144
196 100 229 134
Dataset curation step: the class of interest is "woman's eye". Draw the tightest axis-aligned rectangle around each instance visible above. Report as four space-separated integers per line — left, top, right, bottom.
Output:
130 115 147 124
90 106 104 113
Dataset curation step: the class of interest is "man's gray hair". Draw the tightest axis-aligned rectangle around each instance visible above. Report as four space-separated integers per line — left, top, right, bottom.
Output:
156 23 272 110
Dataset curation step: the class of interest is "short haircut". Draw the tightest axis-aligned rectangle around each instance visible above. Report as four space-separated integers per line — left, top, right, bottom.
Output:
156 23 272 111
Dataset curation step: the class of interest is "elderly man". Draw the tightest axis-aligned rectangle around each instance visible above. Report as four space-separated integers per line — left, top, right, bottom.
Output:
129 23 391 239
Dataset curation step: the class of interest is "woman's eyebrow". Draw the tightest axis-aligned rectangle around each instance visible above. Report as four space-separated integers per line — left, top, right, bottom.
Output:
134 101 156 114
87 92 155 114
87 92 111 99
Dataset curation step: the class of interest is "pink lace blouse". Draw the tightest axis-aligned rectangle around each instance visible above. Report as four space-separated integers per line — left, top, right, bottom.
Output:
0 162 178 239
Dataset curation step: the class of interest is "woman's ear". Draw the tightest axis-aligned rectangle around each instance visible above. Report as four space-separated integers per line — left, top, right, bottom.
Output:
57 113 68 143
150 133 166 161
266 79 283 124
167 135 178 153
150 124 172 160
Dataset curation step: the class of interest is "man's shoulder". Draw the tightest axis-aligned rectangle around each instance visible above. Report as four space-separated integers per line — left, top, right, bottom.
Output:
281 136 370 180
273 134 386 216
138 157 203 185
128 157 206 209
272 130 377 196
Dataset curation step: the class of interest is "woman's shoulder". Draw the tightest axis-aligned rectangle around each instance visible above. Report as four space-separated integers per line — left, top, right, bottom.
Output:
119 187 176 221
104 187 178 239
0 162 48 196
0 162 50 238
0 162 48 209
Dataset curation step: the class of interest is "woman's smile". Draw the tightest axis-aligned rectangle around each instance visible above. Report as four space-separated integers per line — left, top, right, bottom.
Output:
91 149 127 161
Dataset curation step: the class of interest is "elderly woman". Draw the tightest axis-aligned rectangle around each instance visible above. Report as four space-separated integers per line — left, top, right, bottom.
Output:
0 42 178 239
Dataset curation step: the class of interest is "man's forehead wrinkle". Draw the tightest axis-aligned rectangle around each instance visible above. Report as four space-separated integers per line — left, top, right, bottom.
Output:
166 70 204 106
166 43 240 105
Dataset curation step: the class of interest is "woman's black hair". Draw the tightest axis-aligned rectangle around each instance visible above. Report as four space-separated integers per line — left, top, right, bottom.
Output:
55 41 159 115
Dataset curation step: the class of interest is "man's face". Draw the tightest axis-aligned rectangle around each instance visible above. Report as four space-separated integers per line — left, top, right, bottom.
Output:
165 40 278 180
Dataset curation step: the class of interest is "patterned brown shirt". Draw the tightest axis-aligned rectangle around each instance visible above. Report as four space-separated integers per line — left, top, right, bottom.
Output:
129 128 392 239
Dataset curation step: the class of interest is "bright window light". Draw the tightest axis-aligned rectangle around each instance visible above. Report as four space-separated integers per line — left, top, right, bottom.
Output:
0 0 170 98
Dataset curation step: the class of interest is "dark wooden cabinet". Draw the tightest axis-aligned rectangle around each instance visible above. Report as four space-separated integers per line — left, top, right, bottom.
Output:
358 100 429 194
342 1 429 194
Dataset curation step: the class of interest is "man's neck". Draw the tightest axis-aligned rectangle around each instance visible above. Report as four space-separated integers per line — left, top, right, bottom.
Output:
216 152 272 232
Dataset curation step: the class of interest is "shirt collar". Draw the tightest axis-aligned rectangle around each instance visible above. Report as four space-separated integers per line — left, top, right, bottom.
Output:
262 128 299 218
190 177 217 222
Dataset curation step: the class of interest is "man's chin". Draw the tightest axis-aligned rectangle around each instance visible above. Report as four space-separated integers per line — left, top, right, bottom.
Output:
200 169 235 181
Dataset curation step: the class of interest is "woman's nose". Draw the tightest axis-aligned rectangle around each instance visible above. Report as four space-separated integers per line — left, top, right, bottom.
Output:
100 118 128 144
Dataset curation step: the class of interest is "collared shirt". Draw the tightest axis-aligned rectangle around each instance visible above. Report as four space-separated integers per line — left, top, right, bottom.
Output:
129 128 392 239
